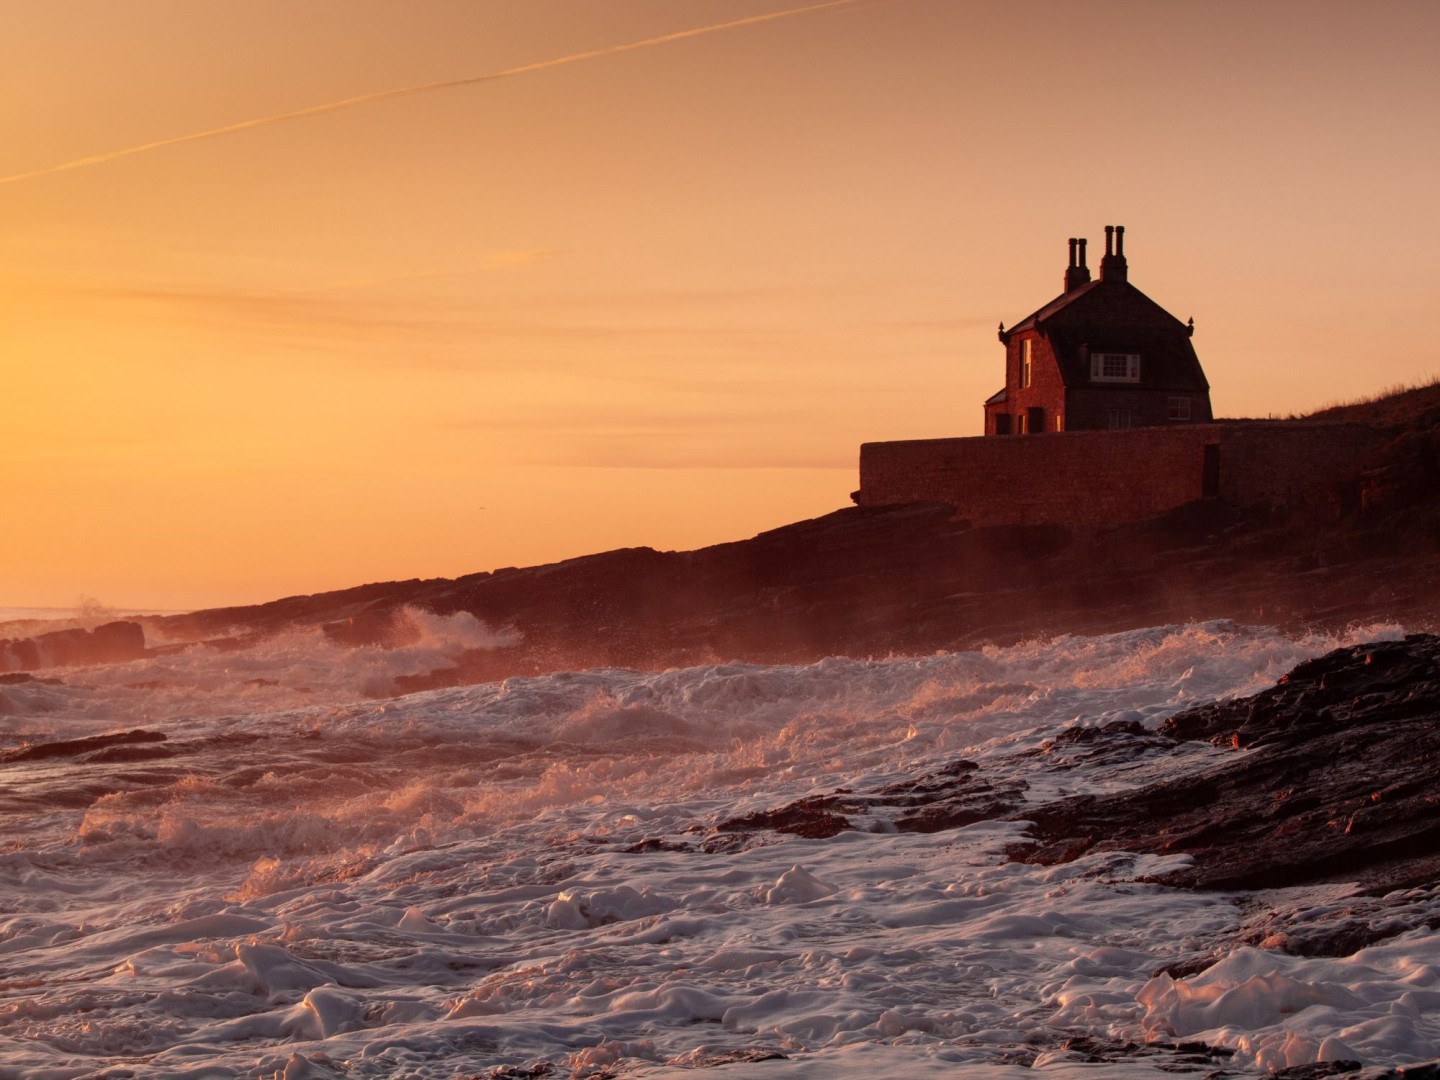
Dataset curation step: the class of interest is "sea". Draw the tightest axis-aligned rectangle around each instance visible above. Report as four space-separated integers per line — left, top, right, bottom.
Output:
2 611 1439 1079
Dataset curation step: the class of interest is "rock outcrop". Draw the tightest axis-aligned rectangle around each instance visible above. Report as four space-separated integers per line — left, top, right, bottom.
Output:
119 380 1440 690
0 621 146 673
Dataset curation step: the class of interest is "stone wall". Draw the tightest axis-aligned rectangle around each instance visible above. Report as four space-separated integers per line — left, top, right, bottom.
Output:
856 422 1387 528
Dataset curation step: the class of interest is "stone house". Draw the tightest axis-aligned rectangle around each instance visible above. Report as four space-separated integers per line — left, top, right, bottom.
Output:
985 226 1212 435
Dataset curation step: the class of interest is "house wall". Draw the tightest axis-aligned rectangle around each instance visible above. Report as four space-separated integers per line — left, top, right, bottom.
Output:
856 422 1386 528
985 333 1215 433
985 331 1068 434
1065 387 1214 430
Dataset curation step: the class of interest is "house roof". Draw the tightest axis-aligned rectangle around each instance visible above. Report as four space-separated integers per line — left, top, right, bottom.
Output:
1002 279 1208 393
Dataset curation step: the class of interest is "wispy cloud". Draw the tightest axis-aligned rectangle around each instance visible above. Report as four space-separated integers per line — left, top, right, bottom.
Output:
42 274 860 364
0 0 873 187
310 250 557 292
67 280 813 356
524 437 853 471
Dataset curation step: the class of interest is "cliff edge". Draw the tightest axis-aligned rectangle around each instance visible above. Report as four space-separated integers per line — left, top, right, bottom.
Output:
133 384 1440 692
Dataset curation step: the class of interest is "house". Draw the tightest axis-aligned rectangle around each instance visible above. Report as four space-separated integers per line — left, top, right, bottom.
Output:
985 226 1212 435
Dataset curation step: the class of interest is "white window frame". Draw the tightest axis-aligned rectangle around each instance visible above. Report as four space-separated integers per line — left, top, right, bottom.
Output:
1168 395 1192 421
1107 408 1133 430
1091 352 1141 383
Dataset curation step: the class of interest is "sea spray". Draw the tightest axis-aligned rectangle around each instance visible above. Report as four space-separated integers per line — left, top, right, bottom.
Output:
3 620 1435 1078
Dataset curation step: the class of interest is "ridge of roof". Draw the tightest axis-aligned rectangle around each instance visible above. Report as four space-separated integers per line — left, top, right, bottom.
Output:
1005 279 1191 340
1006 280 1102 335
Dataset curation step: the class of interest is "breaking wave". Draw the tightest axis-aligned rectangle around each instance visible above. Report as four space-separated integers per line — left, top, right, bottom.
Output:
2 619 1433 1078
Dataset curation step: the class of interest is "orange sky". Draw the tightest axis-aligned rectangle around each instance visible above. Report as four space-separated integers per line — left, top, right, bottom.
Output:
4 0 1438 611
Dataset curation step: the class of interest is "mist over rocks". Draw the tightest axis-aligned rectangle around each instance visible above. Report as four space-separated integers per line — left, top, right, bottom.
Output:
138 492 1440 694
130 385 1440 692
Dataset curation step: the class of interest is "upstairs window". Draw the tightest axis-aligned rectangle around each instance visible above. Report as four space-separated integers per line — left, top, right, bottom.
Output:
1168 396 1192 421
1091 352 1141 383
1019 339 1033 388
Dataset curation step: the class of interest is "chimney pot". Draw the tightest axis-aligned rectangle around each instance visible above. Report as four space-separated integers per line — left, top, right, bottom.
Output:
1063 235 1091 293
1100 224 1128 284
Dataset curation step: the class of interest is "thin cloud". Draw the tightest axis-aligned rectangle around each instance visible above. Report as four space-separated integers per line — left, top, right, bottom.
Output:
51 278 840 356
311 250 557 292
0 0 874 187
528 441 853 471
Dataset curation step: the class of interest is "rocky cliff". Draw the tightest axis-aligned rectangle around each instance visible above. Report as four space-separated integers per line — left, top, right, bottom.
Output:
126 384 1440 692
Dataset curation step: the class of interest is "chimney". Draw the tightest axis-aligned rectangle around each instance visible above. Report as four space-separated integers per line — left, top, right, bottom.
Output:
1063 236 1091 293
1100 223 1128 284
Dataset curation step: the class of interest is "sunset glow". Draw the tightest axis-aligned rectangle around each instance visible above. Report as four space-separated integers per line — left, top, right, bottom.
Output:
4 0 1438 610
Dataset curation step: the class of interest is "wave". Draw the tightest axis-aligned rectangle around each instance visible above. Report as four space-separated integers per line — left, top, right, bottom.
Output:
1 620 1431 1078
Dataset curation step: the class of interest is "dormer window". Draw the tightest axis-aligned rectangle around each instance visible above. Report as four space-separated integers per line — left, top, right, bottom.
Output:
1091 352 1140 383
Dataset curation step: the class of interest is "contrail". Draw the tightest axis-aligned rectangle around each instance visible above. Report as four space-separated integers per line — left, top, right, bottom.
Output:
0 0 869 187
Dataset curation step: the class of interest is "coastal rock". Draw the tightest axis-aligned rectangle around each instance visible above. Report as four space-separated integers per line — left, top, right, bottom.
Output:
1014 635 1440 895
0 620 146 672
136 490 1440 693
711 758 1026 841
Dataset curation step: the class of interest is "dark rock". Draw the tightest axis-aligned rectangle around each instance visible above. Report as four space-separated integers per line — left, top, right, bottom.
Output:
0 620 145 672
1270 1063 1362 1078
715 798 853 839
1379 1064 1440 1079
712 760 1027 840
1016 720 1176 770
621 838 694 854
484 1065 554 1079
1014 635 1440 896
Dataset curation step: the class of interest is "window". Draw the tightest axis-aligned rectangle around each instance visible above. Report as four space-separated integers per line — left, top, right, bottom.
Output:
1091 352 1141 383
1168 396 1192 421
1016 411 1028 434
1054 413 1064 432
1107 408 1132 430
1019 339 1032 388
994 413 1012 435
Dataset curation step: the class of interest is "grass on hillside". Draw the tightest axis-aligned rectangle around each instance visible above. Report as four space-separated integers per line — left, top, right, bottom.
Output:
1299 377 1440 429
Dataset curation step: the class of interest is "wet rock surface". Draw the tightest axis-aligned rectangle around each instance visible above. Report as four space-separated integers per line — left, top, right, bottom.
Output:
1015 635 1440 896
712 757 1029 840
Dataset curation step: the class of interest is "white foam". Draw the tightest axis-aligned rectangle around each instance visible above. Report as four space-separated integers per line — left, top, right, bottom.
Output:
0 620 1429 1078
